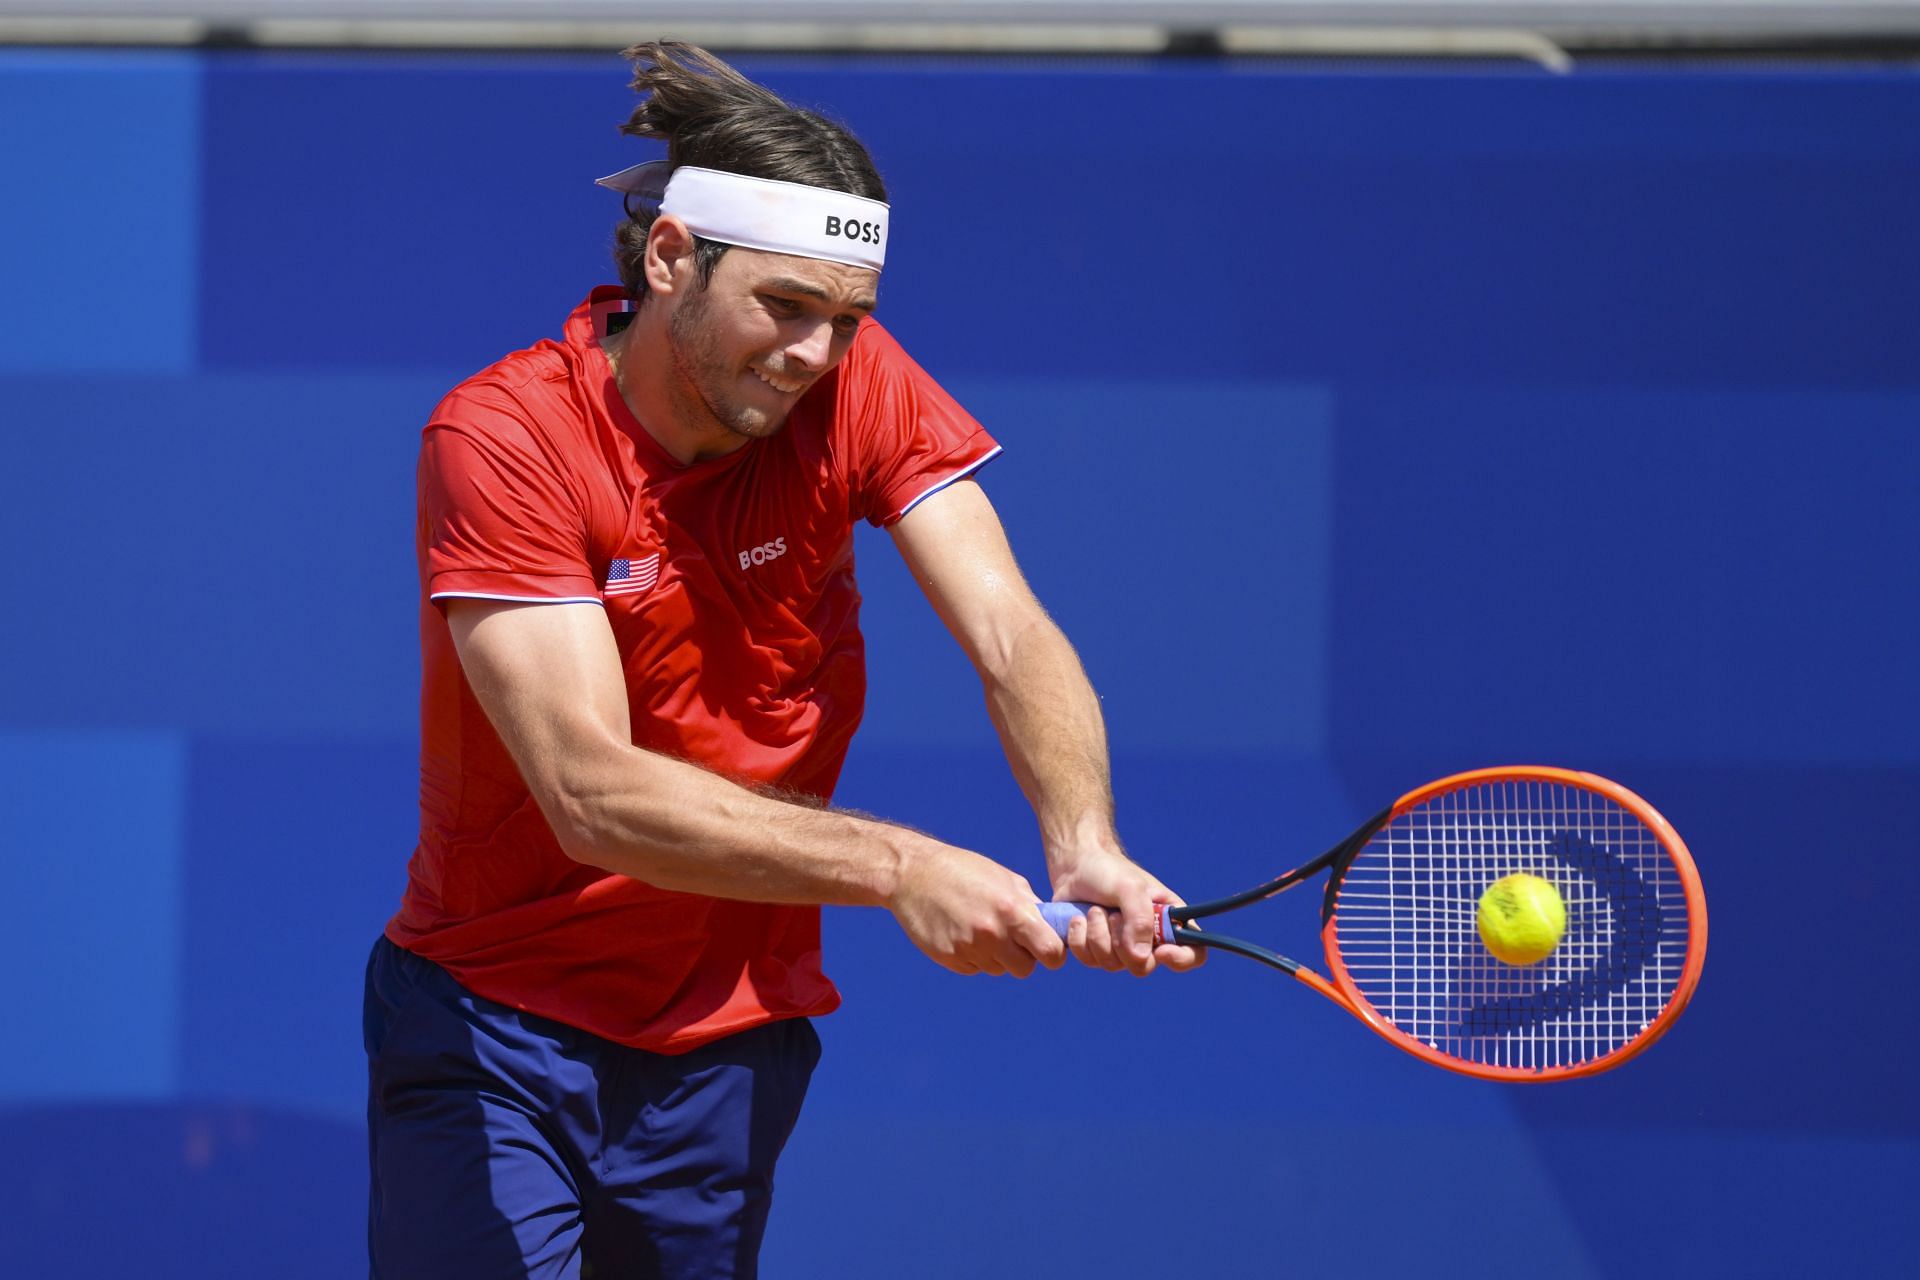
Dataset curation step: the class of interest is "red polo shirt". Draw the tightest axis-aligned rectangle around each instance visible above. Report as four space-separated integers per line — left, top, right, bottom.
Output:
386 286 1000 1053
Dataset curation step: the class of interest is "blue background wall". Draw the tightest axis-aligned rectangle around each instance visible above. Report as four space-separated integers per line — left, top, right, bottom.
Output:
2 48 1916 1276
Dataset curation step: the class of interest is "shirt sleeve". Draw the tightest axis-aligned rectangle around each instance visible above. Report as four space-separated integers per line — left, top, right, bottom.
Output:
418 398 601 605
838 320 1002 528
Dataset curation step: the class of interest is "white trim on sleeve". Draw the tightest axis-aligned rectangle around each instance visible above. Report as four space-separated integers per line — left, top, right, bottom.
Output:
429 591 606 606
891 445 1004 522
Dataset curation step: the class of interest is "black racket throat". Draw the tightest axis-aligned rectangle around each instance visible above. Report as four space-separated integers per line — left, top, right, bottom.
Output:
1171 926 1299 975
1168 803 1394 932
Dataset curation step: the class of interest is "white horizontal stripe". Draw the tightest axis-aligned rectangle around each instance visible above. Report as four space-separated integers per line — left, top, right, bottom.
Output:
894 445 1004 521
430 592 605 606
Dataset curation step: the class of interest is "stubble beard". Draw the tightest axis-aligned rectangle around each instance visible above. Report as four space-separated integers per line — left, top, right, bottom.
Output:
667 286 786 444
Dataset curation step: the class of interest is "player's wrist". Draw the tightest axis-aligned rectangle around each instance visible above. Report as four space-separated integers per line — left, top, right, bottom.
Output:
868 824 930 910
1040 820 1127 880
1038 802 1115 844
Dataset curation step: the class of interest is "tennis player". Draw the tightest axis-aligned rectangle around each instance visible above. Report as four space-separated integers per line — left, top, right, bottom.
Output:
364 41 1201 1279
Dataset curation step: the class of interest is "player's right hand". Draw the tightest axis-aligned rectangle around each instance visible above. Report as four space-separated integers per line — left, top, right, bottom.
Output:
886 841 1068 977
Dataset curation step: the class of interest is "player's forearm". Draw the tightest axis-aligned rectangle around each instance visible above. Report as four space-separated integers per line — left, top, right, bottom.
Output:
979 616 1119 862
538 744 917 907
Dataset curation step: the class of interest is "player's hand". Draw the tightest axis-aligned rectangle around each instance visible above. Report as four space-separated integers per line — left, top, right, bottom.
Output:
886 840 1067 977
1048 845 1206 977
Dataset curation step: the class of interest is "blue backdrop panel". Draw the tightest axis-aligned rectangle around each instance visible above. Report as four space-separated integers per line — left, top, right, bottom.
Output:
0 1102 363 1280
1 46 1917 1279
785 63 1920 388
1327 385 1920 767
0 731 187 1099
179 736 414 1119
193 58 1920 391
0 374 441 736
769 1116 1603 1279
856 378 1334 753
197 52 629 372
1525 1127 1920 1277
0 51 200 374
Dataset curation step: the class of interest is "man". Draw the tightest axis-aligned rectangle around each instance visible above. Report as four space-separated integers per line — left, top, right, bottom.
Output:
365 42 1200 1279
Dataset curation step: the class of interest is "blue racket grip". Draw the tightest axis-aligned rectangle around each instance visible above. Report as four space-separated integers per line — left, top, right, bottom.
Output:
1037 901 1175 947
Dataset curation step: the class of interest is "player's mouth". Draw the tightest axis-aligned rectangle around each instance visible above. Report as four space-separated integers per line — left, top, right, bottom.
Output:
751 365 805 395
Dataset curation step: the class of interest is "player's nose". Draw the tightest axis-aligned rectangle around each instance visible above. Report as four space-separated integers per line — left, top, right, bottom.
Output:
783 319 835 371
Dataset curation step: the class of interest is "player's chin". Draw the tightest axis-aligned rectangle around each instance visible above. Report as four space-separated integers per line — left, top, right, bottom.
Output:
719 403 791 440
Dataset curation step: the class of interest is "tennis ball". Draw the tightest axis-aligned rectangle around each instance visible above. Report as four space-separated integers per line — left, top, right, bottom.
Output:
1476 873 1566 966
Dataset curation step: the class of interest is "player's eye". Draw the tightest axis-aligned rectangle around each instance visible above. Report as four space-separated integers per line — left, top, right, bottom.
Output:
762 295 801 315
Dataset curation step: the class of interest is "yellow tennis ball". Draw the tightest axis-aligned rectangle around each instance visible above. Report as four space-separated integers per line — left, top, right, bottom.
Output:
1476 873 1566 966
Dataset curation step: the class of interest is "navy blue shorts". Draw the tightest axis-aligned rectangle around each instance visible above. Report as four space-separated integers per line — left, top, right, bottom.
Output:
363 936 820 1280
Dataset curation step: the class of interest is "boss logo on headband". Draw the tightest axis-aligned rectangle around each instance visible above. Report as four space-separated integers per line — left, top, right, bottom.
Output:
824 215 884 247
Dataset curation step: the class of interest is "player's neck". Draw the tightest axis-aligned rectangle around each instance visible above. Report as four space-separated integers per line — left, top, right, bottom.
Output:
603 315 749 466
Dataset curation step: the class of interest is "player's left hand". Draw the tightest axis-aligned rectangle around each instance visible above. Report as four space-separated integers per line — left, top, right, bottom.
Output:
1048 845 1205 977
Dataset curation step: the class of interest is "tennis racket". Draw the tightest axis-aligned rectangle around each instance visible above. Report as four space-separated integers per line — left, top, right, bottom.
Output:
1040 766 1706 1081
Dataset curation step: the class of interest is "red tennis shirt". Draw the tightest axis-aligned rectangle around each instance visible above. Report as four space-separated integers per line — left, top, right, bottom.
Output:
386 285 1001 1053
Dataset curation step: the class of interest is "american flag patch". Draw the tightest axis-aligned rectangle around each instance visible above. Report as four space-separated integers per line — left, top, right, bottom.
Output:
604 553 661 598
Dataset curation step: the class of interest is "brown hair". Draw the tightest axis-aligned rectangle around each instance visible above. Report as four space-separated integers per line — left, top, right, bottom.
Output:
612 42 888 298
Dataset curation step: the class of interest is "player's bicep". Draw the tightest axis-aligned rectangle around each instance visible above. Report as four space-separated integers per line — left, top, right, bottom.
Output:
445 599 632 806
887 479 1048 675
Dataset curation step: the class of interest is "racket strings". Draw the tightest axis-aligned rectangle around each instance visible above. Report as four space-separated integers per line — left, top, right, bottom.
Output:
1328 779 1690 1073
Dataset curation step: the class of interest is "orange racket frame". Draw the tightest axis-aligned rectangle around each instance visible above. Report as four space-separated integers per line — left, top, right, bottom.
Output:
1155 766 1708 1082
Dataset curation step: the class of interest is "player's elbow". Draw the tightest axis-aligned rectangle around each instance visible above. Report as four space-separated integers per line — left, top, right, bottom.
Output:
542 787 607 865
527 742 630 865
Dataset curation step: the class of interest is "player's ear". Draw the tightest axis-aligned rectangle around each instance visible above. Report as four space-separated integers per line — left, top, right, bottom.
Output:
643 215 698 297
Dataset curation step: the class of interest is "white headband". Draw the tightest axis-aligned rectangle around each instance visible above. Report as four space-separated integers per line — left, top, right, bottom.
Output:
596 161 888 272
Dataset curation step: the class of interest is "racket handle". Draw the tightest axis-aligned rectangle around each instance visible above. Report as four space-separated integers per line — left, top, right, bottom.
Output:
1037 901 1174 947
